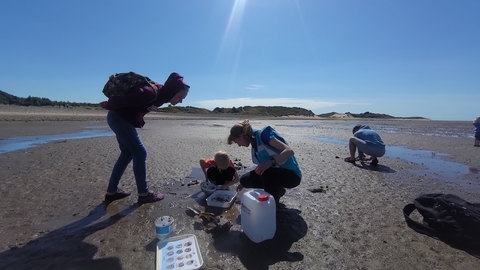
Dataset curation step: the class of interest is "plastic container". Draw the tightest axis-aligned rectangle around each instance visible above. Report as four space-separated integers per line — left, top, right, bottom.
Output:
241 189 276 243
200 182 217 196
206 190 237 208
155 216 174 240
156 234 203 270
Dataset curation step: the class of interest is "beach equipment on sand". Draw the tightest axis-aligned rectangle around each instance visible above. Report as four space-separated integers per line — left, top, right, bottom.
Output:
200 181 218 196
206 190 237 208
155 216 175 240
187 207 216 222
404 193 480 256
156 234 203 270
241 189 276 243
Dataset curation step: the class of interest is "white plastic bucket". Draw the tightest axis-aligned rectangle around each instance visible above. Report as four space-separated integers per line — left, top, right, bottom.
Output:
155 216 174 240
241 189 276 243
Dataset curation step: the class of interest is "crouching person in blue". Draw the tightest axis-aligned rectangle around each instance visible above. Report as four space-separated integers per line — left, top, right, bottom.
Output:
344 124 386 166
227 119 302 205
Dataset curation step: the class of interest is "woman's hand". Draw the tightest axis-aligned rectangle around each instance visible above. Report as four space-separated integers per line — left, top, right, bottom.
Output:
236 184 244 192
254 161 272 175
221 184 229 190
356 156 372 161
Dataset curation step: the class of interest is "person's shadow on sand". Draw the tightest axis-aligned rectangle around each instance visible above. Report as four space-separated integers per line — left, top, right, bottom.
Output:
355 162 396 173
211 206 308 270
0 203 138 270
342 156 396 173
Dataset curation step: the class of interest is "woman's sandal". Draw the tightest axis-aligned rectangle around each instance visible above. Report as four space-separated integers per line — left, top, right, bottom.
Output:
104 190 131 205
137 192 165 204
344 157 355 163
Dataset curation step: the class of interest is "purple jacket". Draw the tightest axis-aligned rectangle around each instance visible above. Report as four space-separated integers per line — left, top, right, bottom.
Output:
104 72 189 128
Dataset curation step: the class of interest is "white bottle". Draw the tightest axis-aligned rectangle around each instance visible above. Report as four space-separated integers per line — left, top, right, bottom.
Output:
241 189 276 243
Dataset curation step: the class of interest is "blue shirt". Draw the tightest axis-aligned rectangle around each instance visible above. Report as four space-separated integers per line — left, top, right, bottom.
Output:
251 126 302 178
474 122 480 133
354 125 385 147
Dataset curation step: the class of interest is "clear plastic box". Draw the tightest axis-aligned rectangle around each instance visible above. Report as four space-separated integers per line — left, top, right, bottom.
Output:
206 190 238 208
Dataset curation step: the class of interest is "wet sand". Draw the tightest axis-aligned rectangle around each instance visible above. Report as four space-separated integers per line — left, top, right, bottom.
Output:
0 106 479 270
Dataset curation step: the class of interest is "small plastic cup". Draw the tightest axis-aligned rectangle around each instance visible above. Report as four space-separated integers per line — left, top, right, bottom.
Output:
155 216 174 240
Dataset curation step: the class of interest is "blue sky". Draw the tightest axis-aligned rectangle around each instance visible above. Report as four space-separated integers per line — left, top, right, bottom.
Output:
0 1 478 121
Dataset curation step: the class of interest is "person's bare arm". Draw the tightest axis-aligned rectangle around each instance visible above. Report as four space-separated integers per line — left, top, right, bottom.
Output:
254 137 294 175
199 159 209 181
222 169 240 190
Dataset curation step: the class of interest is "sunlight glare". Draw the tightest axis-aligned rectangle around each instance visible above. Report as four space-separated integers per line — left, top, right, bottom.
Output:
294 0 317 57
216 0 247 65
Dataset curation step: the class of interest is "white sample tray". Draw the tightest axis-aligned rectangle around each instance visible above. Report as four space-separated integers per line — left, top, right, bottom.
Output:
206 189 237 208
156 234 203 270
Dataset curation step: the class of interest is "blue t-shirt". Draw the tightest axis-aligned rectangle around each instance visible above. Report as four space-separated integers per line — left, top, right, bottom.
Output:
474 122 480 134
354 125 385 146
251 126 302 178
261 126 286 145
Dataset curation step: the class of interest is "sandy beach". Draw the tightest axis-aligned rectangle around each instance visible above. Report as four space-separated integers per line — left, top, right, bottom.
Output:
0 105 479 270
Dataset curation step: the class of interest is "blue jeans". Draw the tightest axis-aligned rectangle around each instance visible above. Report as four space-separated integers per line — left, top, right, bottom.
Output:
107 110 148 194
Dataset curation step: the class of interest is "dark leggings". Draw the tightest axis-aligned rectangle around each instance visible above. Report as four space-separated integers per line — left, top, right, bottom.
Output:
206 166 236 185
240 167 301 198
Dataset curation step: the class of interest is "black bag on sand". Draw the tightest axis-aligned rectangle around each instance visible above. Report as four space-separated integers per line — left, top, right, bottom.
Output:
403 193 480 257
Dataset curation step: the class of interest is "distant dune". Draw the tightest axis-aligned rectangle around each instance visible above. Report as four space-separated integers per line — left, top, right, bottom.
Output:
316 111 428 120
0 105 429 122
328 113 355 119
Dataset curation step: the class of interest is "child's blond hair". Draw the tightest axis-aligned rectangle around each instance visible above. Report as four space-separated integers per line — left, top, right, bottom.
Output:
214 151 231 170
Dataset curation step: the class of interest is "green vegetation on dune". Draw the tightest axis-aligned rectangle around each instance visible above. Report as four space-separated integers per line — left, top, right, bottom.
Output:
157 105 211 114
0 90 316 117
316 112 338 118
0 90 98 108
212 106 315 117
0 90 427 119
158 105 315 116
351 111 428 119
350 111 395 119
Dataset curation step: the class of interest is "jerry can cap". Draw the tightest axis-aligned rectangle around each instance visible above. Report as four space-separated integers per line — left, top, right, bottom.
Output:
258 194 269 201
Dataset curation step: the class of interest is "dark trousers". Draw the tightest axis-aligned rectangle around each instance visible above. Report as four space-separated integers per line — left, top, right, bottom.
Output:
207 166 235 185
240 167 301 199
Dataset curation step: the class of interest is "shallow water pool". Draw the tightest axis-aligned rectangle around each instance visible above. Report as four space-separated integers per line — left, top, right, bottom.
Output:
313 137 476 178
0 126 114 154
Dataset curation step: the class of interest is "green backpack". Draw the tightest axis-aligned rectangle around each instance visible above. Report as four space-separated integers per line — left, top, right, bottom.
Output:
102 72 158 98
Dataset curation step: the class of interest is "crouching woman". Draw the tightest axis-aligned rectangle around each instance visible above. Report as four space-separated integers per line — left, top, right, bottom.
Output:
227 119 302 204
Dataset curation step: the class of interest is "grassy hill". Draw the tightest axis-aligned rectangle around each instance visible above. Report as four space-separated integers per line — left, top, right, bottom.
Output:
157 105 315 117
0 90 315 117
0 90 97 108
0 90 427 119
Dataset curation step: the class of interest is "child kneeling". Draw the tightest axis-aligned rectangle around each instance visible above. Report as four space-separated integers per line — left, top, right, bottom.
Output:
200 151 240 190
